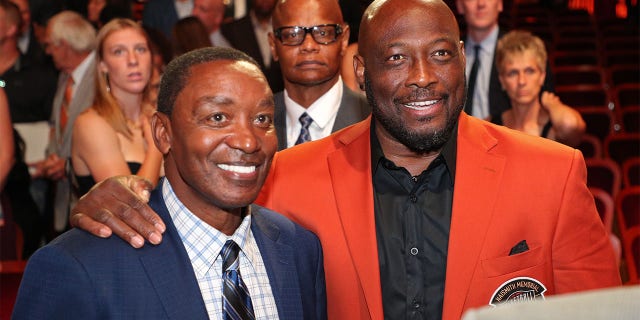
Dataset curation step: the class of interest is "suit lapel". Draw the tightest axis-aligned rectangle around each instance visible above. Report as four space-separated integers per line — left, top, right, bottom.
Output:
332 84 364 132
60 55 96 157
443 113 505 319
327 118 384 320
251 206 303 319
139 191 209 319
274 91 288 151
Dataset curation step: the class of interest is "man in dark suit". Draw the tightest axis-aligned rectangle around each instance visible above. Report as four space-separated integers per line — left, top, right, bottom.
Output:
456 0 553 121
268 0 370 150
221 0 284 92
12 47 327 320
142 0 193 38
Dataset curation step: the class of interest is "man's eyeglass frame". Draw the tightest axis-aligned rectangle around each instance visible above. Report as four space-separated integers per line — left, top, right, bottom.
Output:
273 24 344 46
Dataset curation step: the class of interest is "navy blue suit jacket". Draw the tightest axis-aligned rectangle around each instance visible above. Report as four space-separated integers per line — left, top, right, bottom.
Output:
13 185 326 319
142 0 179 38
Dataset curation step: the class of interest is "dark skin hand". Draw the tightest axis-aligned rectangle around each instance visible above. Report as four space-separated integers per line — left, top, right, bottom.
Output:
70 175 165 248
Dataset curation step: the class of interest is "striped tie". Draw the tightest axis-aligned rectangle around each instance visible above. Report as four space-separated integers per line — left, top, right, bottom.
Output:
295 112 313 145
60 76 74 133
222 240 255 320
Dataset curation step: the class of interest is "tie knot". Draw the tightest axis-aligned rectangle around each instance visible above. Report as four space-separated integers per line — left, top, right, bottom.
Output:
473 45 481 59
222 240 240 272
298 112 313 129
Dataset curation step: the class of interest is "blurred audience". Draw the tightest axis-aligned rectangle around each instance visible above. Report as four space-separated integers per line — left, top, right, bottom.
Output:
142 0 192 38
0 86 40 257
70 18 162 197
171 16 212 56
87 0 133 29
143 25 174 72
222 0 283 92
0 0 56 253
192 0 231 47
10 0 48 66
456 0 554 121
268 0 369 150
40 10 96 233
492 30 585 148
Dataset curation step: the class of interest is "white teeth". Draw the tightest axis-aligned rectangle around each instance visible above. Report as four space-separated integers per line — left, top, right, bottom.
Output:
217 164 256 174
403 100 438 110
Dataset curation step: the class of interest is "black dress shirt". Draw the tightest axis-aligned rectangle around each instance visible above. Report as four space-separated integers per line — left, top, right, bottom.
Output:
371 121 457 320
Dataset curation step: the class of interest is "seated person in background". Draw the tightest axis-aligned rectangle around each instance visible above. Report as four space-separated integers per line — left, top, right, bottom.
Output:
171 16 212 56
12 46 327 319
70 18 163 196
491 30 586 148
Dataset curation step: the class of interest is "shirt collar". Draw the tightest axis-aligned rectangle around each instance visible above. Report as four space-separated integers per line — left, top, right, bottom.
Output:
466 26 500 55
370 117 457 185
70 51 95 84
284 77 343 129
162 178 255 277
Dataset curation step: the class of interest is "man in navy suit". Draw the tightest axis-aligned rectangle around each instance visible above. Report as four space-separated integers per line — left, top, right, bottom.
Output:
12 47 327 320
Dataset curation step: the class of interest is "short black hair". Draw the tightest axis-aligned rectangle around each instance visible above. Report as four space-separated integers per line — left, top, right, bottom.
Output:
157 47 260 115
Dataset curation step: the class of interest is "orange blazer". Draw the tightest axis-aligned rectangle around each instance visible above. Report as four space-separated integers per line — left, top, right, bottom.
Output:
256 113 621 320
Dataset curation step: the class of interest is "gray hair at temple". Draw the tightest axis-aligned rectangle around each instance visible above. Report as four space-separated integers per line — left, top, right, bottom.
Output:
157 46 260 116
47 11 96 53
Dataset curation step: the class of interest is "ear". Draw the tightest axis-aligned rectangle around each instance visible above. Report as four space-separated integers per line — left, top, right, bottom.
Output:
99 60 109 74
152 112 171 154
353 53 365 91
268 32 279 62
339 24 350 57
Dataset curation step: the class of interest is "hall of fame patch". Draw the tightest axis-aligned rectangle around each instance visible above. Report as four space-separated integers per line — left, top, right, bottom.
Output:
489 277 547 307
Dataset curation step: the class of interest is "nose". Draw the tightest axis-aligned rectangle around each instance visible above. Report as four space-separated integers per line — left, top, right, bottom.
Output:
517 71 526 86
225 121 260 154
127 50 139 66
406 57 434 88
299 32 320 52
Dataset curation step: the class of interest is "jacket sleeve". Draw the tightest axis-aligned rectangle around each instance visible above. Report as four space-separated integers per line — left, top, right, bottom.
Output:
12 244 99 319
551 149 621 291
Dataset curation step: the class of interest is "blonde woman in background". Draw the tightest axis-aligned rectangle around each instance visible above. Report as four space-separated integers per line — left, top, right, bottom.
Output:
492 30 585 147
71 18 162 196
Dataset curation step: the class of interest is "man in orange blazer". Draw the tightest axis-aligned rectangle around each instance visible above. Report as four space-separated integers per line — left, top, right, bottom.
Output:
67 0 621 319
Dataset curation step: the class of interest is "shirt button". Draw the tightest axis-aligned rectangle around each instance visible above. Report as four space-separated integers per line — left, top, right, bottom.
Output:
410 247 419 255
410 194 417 202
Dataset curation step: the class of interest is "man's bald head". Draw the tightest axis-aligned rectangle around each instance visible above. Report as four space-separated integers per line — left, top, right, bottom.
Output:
272 0 344 28
359 0 460 58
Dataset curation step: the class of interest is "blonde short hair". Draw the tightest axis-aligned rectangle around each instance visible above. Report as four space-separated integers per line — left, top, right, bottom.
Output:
496 30 547 74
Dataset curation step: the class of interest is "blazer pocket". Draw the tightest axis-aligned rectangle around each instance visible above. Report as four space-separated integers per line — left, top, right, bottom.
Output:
482 246 544 278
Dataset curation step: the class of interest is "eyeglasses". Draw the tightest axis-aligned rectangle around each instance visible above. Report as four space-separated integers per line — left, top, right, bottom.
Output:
273 24 343 46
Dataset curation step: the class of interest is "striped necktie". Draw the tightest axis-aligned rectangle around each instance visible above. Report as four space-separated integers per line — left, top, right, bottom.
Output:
295 112 313 145
464 45 481 115
222 240 255 320
60 76 74 133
